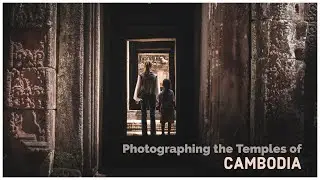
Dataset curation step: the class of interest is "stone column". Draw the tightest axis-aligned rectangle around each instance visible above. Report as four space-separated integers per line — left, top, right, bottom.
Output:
53 3 101 177
251 3 307 145
54 4 85 175
198 3 209 145
199 3 250 145
4 3 57 176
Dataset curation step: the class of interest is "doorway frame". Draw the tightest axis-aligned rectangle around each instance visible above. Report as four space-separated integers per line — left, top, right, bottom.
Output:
125 38 177 136
126 38 177 110
95 3 203 173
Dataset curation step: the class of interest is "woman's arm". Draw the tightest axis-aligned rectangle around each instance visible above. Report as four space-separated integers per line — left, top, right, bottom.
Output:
133 75 142 102
155 75 160 97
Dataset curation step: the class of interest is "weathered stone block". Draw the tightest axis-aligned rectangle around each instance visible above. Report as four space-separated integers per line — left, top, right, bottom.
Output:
262 58 305 144
10 3 54 29
304 3 317 23
251 3 257 20
254 20 271 58
294 48 305 61
263 58 305 107
9 34 56 69
251 21 257 60
10 38 46 69
212 24 223 61
5 109 55 144
305 24 317 55
253 3 296 20
269 3 295 20
210 3 224 23
269 20 295 59
9 3 56 69
6 68 56 109
296 21 308 40
255 3 271 20
291 3 307 21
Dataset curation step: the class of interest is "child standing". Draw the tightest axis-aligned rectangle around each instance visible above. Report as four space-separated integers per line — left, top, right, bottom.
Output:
157 79 175 135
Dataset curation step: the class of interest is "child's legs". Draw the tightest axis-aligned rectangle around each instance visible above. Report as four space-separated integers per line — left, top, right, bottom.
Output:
161 122 165 135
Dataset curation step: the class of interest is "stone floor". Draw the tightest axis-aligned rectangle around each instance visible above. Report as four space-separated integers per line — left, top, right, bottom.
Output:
127 119 176 136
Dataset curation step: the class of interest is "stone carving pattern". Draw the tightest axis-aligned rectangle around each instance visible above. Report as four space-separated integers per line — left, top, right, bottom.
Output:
9 111 23 138
8 68 46 109
6 4 55 176
11 3 50 29
11 40 45 68
305 2 317 56
9 110 46 141
264 59 305 109
305 3 317 129
305 3 317 22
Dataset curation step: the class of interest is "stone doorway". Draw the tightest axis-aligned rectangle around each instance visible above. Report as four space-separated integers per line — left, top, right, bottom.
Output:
102 3 201 170
126 39 177 136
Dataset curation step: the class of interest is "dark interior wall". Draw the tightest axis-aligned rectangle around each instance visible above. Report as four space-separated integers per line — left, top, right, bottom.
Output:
199 4 250 146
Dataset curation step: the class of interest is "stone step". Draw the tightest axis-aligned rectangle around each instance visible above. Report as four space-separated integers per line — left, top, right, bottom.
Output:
21 140 51 152
127 120 176 131
18 134 37 141
127 119 176 135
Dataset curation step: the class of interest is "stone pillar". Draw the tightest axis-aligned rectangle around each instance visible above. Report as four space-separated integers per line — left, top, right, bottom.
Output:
198 3 209 145
53 3 101 176
4 3 57 176
251 3 307 145
54 4 84 174
199 3 250 145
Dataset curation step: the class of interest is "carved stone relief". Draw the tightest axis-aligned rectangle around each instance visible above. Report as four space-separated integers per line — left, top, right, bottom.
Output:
10 40 45 68
5 3 56 159
9 110 46 141
11 3 51 29
6 68 55 109
305 3 317 22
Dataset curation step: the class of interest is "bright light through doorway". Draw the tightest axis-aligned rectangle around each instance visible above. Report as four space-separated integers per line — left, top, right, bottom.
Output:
126 39 176 136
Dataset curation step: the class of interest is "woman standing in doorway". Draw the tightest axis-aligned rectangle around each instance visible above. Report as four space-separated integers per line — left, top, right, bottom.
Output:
133 61 160 136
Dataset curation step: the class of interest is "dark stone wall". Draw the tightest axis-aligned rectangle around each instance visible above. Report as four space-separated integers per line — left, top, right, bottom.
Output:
199 3 250 145
199 3 312 147
3 3 57 176
197 3 314 176
251 3 307 145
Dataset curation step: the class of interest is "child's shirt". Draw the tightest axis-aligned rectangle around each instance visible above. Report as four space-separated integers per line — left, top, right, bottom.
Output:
158 89 175 111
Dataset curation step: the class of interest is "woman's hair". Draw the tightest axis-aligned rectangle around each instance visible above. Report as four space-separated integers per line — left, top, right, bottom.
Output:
144 61 152 72
162 79 171 90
